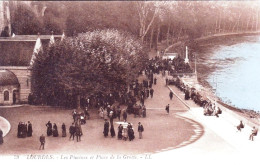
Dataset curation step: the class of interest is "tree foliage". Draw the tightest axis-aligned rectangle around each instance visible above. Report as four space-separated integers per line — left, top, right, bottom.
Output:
31 29 148 108
10 1 260 48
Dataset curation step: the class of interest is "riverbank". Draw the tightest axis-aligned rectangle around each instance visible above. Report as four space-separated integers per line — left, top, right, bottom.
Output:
195 34 260 121
164 32 260 125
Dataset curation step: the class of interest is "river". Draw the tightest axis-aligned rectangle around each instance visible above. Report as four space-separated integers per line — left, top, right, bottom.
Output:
195 34 260 112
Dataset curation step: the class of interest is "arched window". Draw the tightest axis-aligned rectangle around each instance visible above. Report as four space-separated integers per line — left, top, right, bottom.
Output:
4 91 9 101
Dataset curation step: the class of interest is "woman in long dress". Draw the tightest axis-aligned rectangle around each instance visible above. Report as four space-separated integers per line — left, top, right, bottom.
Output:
103 119 109 137
46 121 53 136
128 128 135 141
110 125 116 137
53 123 59 137
27 121 33 137
0 128 3 144
62 123 66 137
117 124 123 140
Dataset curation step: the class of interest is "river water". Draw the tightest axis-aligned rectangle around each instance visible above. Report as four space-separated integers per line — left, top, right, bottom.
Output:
196 35 260 112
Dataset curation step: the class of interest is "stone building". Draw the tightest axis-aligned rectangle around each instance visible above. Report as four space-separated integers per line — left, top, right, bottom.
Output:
0 1 11 36
0 34 62 105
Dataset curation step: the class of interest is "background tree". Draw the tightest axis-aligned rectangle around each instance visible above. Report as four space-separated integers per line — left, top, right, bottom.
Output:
32 29 147 108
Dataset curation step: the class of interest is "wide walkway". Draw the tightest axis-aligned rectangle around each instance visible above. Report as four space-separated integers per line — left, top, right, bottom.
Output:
152 79 260 164
0 73 201 155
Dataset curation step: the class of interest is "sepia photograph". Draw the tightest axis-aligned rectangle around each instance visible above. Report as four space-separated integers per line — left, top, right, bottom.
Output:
0 0 259 164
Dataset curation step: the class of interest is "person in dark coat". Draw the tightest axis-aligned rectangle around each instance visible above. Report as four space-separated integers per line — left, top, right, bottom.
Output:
169 91 173 100
0 128 3 144
110 125 116 137
138 122 144 139
103 119 109 137
146 89 150 98
150 88 154 98
53 123 59 137
142 105 146 118
46 121 52 136
27 121 33 137
237 120 244 132
165 104 170 114
75 125 81 142
39 134 45 150
69 123 75 140
18 122 27 138
118 124 123 140
123 110 127 122
154 78 157 85
185 90 190 100
17 122 22 138
62 123 66 137
128 127 135 141
24 123 28 137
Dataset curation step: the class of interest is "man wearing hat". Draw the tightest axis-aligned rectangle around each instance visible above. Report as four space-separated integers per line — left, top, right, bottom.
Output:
39 134 45 150
165 104 170 114
138 122 144 139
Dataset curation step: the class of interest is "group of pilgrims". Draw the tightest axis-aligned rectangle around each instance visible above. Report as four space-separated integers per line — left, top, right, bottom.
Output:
103 119 143 141
169 75 222 117
46 121 67 138
2 52 257 149
147 56 224 119
17 121 33 138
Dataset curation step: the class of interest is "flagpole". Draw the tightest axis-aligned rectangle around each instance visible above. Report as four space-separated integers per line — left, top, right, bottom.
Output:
195 53 197 81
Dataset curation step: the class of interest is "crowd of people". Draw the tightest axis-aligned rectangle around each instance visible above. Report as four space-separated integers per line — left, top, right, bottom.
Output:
1 53 258 150
17 121 33 138
45 121 67 138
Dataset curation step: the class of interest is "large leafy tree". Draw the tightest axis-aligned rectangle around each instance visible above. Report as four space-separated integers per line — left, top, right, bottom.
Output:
32 29 148 108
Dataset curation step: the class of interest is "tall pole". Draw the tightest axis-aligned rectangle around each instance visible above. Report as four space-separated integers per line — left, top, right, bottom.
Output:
185 46 189 64
195 53 197 81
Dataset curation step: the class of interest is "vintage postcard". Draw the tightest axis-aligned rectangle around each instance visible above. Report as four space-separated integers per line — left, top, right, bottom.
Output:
0 1 259 164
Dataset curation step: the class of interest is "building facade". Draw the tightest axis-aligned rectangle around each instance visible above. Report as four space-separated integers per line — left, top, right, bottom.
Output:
0 35 62 105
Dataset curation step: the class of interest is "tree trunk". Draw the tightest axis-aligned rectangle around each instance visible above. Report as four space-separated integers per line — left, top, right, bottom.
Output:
166 23 171 46
246 15 251 31
218 13 221 33
228 22 232 32
232 14 241 33
149 27 154 49
256 10 259 31
136 2 158 43
215 17 218 34
177 27 182 40
76 95 80 109
237 17 240 32
251 16 255 31
156 25 160 50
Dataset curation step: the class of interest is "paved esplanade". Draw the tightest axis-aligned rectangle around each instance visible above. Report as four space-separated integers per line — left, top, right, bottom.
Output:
0 72 204 155
152 82 260 164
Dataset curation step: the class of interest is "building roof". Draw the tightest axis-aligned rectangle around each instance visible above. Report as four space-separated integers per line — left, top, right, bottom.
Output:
0 35 62 41
0 69 19 86
0 35 62 66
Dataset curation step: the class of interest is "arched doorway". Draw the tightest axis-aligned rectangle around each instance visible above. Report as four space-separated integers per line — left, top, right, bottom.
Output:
13 90 19 104
4 91 9 101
